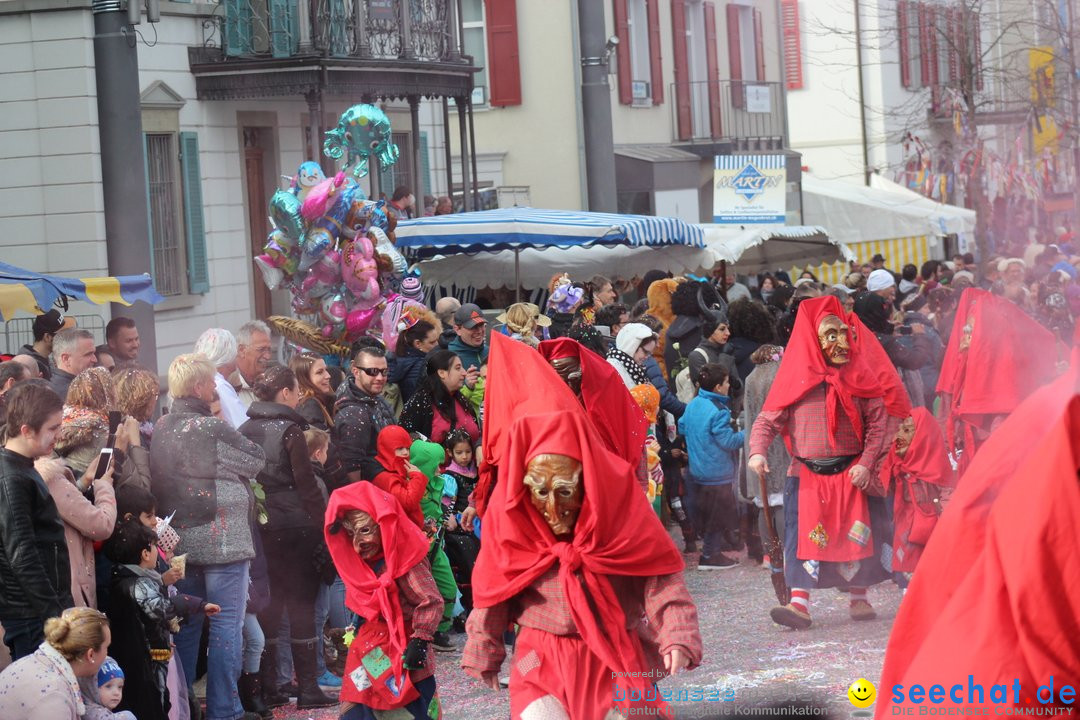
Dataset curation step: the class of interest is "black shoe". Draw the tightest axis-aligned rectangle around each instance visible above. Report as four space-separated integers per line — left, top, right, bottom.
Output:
432 631 455 652
683 539 698 554
238 671 272 720
452 614 468 634
697 553 738 570
259 642 290 708
292 639 337 709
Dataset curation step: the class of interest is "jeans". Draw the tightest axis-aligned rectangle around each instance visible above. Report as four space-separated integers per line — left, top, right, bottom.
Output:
688 480 738 559
0 617 45 661
175 561 250 720
242 612 264 674
314 575 348 676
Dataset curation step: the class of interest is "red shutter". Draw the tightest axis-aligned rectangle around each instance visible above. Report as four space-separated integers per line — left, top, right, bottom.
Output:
726 3 743 108
485 0 521 106
614 0 633 105
918 2 931 86
897 0 910 88
672 0 692 140
972 9 983 91
781 0 803 90
947 8 958 83
927 6 939 86
753 7 765 81
648 0 664 104
704 1 721 138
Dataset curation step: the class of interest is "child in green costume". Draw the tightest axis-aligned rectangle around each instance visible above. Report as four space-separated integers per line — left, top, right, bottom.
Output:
409 439 459 654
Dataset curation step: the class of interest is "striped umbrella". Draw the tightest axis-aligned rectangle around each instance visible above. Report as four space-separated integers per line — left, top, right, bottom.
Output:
0 261 163 321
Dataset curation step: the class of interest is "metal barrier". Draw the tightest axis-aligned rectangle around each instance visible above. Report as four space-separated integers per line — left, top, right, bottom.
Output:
4 314 106 355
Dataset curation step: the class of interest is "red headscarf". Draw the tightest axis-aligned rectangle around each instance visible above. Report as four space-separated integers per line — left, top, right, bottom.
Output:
323 481 430 686
375 425 412 476
936 288 1058 451
876 367 1080 717
878 407 953 490
473 408 684 696
764 295 910 443
535 337 648 466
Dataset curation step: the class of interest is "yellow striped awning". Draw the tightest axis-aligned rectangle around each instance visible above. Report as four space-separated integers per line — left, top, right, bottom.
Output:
795 236 931 286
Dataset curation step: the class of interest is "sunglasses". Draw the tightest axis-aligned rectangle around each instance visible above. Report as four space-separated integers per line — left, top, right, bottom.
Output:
356 367 389 377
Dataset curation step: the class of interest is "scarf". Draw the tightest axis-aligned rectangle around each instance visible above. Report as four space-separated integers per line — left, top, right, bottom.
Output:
56 405 108 455
38 641 86 715
447 460 477 478
606 346 650 387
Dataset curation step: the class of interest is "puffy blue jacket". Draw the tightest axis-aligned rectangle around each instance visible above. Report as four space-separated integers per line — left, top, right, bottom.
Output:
643 357 686 418
678 389 744 485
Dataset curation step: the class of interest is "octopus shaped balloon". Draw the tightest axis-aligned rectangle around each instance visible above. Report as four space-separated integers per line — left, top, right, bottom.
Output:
322 104 400 179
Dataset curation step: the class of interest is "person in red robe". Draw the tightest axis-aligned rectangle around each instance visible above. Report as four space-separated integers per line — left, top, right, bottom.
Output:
876 354 1080 717
749 296 910 629
324 481 444 720
462 337 701 720
878 407 954 588
935 288 1059 475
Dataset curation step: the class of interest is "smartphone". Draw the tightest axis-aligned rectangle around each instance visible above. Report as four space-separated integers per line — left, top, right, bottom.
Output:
93 447 114 480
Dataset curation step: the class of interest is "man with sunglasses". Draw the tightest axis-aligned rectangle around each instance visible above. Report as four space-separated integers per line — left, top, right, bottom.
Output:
331 342 396 488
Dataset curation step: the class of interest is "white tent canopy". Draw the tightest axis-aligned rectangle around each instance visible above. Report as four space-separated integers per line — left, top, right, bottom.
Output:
415 224 851 290
802 173 976 246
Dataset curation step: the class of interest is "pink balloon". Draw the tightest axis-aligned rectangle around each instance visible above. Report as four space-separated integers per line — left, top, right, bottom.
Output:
344 306 379 340
341 235 381 308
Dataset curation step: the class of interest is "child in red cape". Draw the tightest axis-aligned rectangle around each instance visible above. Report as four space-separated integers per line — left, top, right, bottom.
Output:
878 407 954 585
324 481 443 720
371 425 428 529
462 337 701 720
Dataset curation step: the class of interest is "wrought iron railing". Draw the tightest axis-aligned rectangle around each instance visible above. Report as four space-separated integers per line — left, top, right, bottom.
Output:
213 0 463 63
670 80 786 144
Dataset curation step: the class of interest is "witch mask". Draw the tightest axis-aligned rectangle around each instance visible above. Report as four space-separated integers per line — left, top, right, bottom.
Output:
817 314 851 365
523 453 584 536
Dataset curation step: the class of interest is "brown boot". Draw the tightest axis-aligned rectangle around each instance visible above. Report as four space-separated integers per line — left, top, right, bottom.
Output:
770 603 812 629
849 599 877 621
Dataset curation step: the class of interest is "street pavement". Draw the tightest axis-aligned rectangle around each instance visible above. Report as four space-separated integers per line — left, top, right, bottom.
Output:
270 542 900 719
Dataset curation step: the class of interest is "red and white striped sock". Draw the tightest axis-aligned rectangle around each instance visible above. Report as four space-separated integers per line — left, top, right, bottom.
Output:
849 587 868 606
790 588 810 614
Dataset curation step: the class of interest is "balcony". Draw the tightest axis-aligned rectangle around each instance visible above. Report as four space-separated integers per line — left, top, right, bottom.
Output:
670 80 786 151
189 0 476 102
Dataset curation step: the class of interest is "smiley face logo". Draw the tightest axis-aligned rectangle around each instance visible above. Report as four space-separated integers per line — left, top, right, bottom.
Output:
848 678 876 708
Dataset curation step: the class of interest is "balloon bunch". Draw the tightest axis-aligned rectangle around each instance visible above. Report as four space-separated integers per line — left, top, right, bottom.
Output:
253 104 413 348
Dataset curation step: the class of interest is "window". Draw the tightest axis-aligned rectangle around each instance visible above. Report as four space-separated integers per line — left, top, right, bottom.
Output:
145 134 185 297
898 2 981 91
627 0 651 102
898 0 923 89
462 0 488 106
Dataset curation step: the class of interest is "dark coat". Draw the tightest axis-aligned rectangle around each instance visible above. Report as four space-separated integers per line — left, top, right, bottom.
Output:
0 449 72 620
331 378 395 484
643 357 685 418
388 347 429 404
296 395 333 432
662 315 704 387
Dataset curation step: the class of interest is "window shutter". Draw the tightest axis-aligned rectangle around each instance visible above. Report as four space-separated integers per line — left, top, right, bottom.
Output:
672 0 692 140
927 6 939 86
897 0 910 88
947 8 958 83
485 0 522 107
142 135 156 283
781 0 802 90
703 1 721 138
419 131 431 196
269 0 297 58
972 9 983 91
648 0 664 104
224 0 253 56
918 2 931 86
613 0 633 105
726 3 743 109
179 132 210 295
753 7 765 81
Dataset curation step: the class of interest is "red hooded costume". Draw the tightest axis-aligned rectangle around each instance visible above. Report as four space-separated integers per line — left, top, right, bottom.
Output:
371 424 428 528
751 296 910 565
324 482 442 711
878 407 954 573
876 363 1080 716
463 336 700 719
474 334 647 516
936 288 1059 471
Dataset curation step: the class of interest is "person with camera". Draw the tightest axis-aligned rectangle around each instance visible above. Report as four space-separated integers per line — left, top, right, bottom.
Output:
853 292 935 407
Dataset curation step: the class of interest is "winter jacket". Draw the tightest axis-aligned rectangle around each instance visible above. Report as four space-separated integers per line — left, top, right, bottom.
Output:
678 389 745 485
687 340 743 396
48 368 75 402
0 449 73 620
17 345 51 380
296 394 334 431
331 377 396 483
643 357 685 418
447 335 489 372
0 643 83 720
728 336 761 385
239 401 326 531
150 396 265 566
388 347 429 404
399 383 481 446
53 421 151 491
36 457 115 608
662 315 704 387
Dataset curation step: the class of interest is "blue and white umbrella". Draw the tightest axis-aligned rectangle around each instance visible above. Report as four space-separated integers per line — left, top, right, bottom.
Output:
395 207 706 258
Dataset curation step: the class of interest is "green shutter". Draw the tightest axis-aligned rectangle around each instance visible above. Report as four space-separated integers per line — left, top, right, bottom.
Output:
142 134 156 283
329 0 348 56
269 0 297 58
224 0 253 56
179 132 210 294
419 131 430 199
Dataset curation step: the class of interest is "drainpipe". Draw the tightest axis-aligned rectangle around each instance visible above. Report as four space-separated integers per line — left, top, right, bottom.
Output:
92 0 157 370
854 0 870 185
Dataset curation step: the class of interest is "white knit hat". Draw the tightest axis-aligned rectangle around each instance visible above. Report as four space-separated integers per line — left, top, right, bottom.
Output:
866 269 896 292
